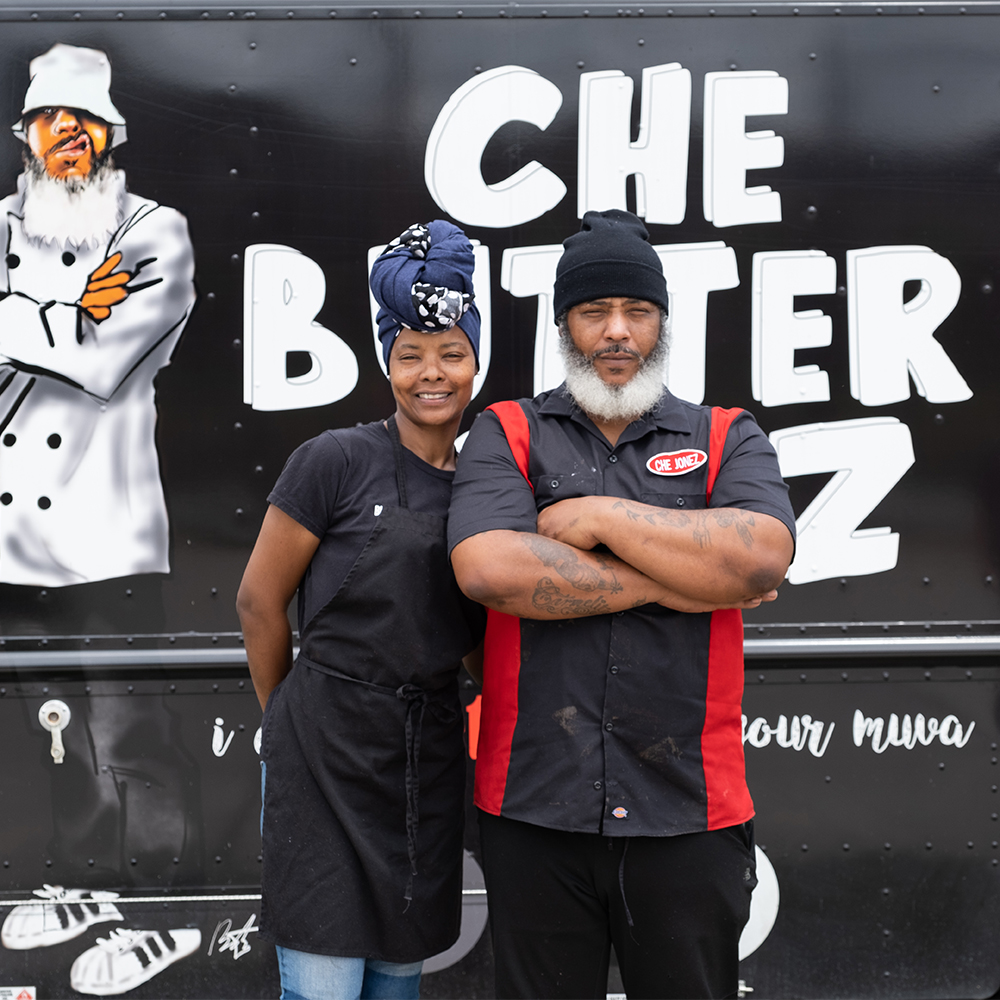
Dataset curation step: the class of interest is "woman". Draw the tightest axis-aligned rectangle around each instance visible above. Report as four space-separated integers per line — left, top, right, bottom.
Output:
237 221 485 1000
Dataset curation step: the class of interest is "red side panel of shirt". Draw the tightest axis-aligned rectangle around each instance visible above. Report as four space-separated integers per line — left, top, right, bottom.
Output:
475 401 532 815
705 407 754 830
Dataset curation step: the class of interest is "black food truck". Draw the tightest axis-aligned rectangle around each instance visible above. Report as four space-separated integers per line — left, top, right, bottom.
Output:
1 0 999 996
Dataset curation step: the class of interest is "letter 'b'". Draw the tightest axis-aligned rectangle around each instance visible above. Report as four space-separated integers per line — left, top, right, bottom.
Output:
243 244 359 411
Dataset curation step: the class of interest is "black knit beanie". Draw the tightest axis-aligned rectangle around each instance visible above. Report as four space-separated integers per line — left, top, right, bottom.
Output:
552 209 669 322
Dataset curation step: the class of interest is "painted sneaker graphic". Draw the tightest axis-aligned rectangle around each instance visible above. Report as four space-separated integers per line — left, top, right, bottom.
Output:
1 885 123 950
70 927 201 996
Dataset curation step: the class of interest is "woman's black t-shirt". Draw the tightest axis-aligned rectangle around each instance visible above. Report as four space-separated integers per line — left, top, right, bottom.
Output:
268 420 460 635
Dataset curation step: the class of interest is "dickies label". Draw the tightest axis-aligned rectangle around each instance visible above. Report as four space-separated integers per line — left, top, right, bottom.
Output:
645 449 708 476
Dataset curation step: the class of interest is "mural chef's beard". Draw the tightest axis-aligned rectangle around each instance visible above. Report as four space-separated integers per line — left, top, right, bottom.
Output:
559 320 669 423
21 153 125 250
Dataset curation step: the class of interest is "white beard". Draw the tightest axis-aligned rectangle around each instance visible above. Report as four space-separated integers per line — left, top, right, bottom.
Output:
20 160 125 251
560 323 669 424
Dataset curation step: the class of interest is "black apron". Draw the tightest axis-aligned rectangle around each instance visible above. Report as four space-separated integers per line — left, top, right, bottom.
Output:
260 417 480 962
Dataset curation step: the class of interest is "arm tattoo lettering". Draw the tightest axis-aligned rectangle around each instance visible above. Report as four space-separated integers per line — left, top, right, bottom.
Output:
531 577 612 616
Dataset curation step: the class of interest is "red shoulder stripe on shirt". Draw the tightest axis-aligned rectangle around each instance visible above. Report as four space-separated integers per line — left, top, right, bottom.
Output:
706 406 743 504
486 401 533 491
476 400 531 815
703 406 754 829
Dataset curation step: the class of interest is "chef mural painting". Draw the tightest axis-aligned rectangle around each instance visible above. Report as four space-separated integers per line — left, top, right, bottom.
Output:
0 43 195 587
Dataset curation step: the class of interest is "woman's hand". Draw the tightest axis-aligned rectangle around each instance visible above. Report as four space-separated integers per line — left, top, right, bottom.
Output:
462 641 485 687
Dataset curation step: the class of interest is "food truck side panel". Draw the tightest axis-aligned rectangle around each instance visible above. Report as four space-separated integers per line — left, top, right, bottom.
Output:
1 5 999 997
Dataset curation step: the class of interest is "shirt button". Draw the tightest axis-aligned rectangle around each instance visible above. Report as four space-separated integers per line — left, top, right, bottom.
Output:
594 781 602 790
605 722 614 732
608 455 618 463
616 611 624 617
676 497 686 507
610 665 619 674
550 480 559 488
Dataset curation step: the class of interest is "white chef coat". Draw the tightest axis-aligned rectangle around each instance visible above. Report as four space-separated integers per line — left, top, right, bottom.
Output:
0 172 195 587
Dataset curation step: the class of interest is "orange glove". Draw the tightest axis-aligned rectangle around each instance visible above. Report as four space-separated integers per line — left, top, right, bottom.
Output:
80 252 132 322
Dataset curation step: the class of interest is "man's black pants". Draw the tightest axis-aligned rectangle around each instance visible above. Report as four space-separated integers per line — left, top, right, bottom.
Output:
478 810 756 1000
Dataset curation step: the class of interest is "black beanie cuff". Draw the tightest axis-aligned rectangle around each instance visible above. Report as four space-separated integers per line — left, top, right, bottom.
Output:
553 259 669 322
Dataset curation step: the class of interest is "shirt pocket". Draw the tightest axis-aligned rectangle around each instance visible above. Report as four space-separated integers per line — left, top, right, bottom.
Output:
640 491 708 512
531 470 600 511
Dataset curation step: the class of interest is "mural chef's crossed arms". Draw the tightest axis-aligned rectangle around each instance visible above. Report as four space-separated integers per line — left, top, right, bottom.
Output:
243 63 967 587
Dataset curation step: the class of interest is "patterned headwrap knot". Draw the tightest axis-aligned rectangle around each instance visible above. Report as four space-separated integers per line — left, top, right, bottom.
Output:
370 220 481 370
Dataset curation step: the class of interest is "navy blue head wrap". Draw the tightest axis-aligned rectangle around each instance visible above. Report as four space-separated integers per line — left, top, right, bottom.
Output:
370 220 481 370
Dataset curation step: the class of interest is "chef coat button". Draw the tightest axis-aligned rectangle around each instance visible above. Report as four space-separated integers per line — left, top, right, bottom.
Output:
610 665 619 674
2 434 14 446
47 434 61 449
5 253 19 269
676 497 686 506
605 722 614 731
594 781 602 790
608 455 618 463
37 496 51 510
0 493 11 505
62 251 76 267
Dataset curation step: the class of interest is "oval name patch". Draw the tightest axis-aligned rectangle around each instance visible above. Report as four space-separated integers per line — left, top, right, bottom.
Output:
646 449 708 476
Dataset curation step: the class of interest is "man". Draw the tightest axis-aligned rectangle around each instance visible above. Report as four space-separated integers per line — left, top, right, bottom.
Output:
449 209 796 999
0 43 195 587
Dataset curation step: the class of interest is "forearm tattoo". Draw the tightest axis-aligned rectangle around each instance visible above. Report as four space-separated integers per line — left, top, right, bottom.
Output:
531 578 612 616
610 500 756 551
524 534 626 616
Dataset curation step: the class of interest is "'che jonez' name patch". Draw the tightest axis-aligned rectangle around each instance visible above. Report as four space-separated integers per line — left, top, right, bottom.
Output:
645 449 708 476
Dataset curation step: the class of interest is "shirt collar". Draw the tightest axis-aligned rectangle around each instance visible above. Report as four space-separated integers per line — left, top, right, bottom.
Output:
538 383 693 440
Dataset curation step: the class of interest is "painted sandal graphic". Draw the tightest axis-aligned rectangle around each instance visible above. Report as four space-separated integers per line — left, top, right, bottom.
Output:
70 927 201 996
1 885 123 950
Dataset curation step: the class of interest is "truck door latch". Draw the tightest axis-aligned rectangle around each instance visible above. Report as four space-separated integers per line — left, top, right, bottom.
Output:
38 699 72 764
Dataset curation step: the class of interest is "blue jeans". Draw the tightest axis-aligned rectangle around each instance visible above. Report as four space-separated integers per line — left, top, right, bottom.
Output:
276 946 422 1000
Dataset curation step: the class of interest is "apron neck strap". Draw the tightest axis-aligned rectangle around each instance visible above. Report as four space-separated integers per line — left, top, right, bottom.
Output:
386 414 409 510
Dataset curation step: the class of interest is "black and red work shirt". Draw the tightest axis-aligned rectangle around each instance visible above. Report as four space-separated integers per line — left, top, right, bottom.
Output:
448 385 796 837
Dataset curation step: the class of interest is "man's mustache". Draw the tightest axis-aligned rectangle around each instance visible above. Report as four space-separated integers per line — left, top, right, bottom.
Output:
591 345 644 362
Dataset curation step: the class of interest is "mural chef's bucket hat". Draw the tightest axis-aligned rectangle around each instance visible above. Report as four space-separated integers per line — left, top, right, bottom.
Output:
12 44 128 147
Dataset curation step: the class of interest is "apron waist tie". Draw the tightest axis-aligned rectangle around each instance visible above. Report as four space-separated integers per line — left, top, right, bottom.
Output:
397 684 428 908
298 656 458 908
